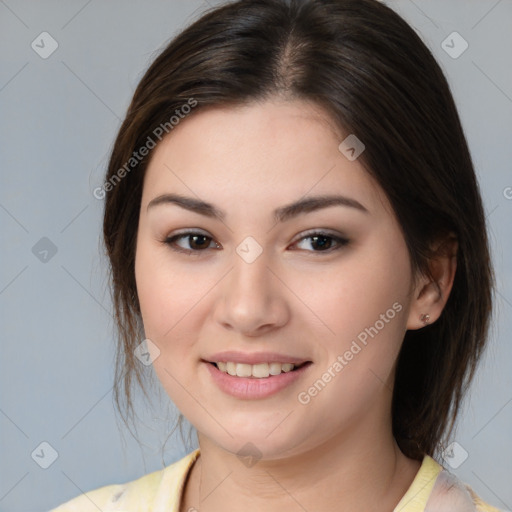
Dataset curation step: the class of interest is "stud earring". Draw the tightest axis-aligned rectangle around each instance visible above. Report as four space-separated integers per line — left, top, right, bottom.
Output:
420 313 430 324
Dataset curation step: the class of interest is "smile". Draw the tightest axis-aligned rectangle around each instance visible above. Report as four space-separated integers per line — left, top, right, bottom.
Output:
205 360 312 399
214 361 298 378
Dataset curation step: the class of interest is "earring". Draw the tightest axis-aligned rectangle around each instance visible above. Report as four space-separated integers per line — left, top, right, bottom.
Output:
420 313 430 324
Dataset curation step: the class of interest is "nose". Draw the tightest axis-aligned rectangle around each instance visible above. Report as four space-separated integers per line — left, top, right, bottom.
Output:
213 248 290 337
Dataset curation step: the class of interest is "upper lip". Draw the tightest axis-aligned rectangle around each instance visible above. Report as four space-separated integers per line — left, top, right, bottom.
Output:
204 351 311 365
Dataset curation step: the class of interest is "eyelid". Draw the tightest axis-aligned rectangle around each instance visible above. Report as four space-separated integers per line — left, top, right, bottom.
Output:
289 229 350 252
291 228 348 243
162 228 349 255
163 229 221 255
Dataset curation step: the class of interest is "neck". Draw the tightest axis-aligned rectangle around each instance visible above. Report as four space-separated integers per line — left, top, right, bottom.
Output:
182 412 421 512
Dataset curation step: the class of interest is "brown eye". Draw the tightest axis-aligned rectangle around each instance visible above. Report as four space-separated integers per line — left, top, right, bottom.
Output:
186 234 211 250
292 231 350 253
164 231 221 254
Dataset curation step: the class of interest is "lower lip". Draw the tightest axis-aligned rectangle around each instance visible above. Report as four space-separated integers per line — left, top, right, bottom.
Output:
204 361 312 400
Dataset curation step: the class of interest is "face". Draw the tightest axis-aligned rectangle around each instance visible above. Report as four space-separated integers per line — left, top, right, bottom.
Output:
135 98 418 459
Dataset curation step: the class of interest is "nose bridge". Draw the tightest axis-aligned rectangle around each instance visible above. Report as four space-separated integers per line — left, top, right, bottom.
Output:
214 240 288 334
230 234 273 295
232 246 270 294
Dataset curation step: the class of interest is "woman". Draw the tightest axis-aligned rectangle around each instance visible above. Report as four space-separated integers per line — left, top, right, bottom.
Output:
52 0 502 510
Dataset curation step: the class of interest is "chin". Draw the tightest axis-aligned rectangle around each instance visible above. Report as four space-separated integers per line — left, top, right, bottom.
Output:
197 421 315 462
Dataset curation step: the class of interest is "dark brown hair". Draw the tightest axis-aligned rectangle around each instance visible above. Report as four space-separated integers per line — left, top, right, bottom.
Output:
102 0 494 460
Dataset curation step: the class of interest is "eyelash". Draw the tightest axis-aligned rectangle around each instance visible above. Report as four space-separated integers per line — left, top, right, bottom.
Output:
162 230 350 256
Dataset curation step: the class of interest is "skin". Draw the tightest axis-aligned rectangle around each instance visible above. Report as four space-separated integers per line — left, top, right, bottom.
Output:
134 98 457 512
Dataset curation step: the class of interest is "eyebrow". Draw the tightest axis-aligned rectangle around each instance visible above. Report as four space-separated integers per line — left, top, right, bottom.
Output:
147 193 369 222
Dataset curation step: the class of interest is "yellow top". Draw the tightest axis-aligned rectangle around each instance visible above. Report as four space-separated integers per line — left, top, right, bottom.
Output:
51 449 504 512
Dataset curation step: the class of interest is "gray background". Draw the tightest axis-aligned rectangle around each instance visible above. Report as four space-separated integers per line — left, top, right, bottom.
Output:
0 1 511 511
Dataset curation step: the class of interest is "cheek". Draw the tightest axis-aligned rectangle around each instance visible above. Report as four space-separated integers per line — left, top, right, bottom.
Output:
134 239 222 407
302 235 412 389
305 247 410 340
135 243 205 405
135 251 170 340
293 249 411 430
135 240 202 341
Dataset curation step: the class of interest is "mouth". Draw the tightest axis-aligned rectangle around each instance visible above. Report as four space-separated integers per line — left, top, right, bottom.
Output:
208 360 311 378
204 358 313 399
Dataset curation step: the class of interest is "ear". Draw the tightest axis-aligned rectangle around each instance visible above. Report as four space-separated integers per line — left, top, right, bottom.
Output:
406 233 458 330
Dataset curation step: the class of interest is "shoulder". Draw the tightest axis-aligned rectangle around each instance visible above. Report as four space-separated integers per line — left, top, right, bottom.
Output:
425 466 503 512
394 455 506 512
50 449 200 512
465 484 505 512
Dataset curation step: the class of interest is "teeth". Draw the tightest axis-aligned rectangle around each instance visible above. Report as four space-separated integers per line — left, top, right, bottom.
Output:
269 362 282 375
252 363 270 378
236 363 252 377
226 362 237 376
214 361 297 378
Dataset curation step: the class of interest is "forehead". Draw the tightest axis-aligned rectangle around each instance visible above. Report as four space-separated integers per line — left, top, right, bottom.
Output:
141 99 391 217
